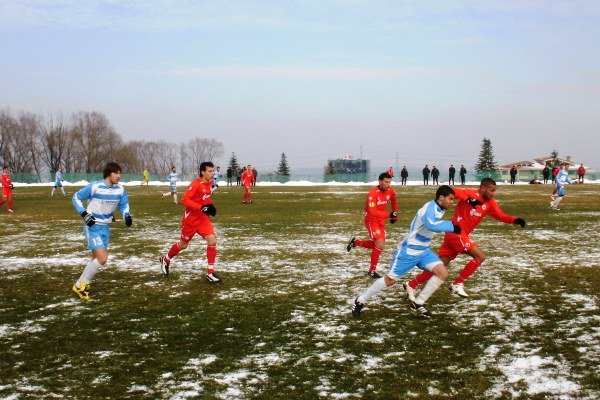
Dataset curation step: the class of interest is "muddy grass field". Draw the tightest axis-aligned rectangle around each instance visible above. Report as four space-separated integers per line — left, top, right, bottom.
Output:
1 183 598 399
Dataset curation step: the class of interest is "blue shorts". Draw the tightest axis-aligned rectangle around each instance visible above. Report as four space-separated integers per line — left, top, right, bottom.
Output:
170 184 177 192
54 181 62 188
387 248 442 280
83 224 110 250
556 186 565 197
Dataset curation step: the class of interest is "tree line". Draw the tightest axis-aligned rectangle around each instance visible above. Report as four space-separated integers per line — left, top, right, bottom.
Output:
0 108 224 179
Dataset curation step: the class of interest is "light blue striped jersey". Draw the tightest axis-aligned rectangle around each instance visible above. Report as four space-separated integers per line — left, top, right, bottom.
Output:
72 180 130 225
397 200 454 256
54 171 63 185
555 168 572 188
167 172 179 185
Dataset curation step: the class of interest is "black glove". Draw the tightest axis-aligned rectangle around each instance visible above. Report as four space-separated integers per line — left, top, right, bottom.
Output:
514 218 526 228
201 204 217 217
466 198 483 208
10 184 14 190
125 215 133 227
452 224 462 234
80 211 96 227
390 211 398 224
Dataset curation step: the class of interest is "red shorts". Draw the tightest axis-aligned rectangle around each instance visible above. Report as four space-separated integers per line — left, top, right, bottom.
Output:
365 219 386 241
438 232 477 261
180 215 214 242
2 188 12 198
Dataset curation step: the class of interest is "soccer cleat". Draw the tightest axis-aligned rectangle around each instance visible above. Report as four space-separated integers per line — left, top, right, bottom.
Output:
368 270 382 279
7 209 13 213
206 272 222 283
410 301 432 317
403 282 417 302
346 237 356 252
351 297 364 318
160 256 170 276
72 281 91 301
449 283 469 298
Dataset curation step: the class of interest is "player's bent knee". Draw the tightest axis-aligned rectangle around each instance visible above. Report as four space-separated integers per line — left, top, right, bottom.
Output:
432 264 448 280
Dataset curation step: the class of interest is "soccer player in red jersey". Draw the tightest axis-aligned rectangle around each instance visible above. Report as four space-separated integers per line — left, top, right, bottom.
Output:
347 172 398 278
241 164 254 203
160 161 221 283
0 166 14 213
404 178 526 299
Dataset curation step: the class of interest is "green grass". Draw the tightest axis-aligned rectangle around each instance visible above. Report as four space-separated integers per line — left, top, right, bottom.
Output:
1 183 599 399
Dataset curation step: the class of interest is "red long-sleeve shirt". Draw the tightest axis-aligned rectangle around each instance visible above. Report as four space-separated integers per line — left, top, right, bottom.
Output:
452 188 515 236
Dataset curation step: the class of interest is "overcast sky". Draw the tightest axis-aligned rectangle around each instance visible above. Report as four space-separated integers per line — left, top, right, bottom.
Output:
1 1 599 172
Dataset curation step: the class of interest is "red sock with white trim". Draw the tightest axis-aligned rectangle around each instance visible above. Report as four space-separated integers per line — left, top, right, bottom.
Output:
207 245 217 274
165 242 181 264
409 271 434 289
454 258 482 284
369 247 382 272
354 239 375 249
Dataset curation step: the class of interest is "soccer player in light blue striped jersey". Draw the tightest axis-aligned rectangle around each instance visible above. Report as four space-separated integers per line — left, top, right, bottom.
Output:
352 185 461 318
162 166 179 204
71 162 133 301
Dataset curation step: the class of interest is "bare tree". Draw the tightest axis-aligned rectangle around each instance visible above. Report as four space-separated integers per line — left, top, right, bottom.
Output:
17 111 44 180
72 111 120 172
40 112 70 173
188 138 224 170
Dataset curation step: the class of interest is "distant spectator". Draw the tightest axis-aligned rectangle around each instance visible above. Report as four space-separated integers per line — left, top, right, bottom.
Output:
448 164 456 185
422 165 430 185
460 165 467 185
236 166 243 186
431 166 440 185
577 163 586 183
400 166 408 185
226 166 233 186
510 165 518 185
252 167 258 186
542 165 550 184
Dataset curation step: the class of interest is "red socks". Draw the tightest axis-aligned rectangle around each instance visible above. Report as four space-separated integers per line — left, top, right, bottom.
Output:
166 242 181 262
409 271 434 289
454 258 482 284
369 247 382 272
207 245 217 266
354 239 375 249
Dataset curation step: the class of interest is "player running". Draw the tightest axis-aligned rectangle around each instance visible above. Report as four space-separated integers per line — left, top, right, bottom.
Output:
71 162 133 301
241 164 254 203
347 172 398 278
352 185 460 318
162 166 179 204
404 178 526 300
51 167 66 196
160 161 221 283
0 166 14 213
550 163 573 210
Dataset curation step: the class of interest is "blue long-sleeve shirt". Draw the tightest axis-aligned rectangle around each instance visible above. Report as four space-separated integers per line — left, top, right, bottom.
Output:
398 200 454 256
72 180 130 225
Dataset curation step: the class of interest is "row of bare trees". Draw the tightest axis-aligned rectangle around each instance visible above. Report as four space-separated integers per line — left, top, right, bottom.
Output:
0 108 224 179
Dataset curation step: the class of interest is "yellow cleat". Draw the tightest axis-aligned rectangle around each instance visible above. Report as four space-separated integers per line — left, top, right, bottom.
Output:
72 281 91 301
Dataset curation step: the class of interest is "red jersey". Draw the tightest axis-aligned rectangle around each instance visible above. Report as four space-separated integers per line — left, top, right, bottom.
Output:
452 188 515 236
241 170 254 186
181 178 213 222
364 185 398 222
1 173 12 191
578 166 585 175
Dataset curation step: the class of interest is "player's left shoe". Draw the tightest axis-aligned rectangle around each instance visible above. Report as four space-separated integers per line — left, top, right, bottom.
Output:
449 283 468 298
7 209 13 213
403 282 417 302
206 272 222 283
72 281 91 301
368 270 382 279
351 297 364 318
346 237 356 252
160 256 170 276
410 301 432 317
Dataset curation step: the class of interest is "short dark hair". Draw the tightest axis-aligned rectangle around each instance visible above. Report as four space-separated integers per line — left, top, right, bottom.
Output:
436 185 454 198
480 177 496 187
379 172 392 180
103 162 122 178
200 161 214 172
